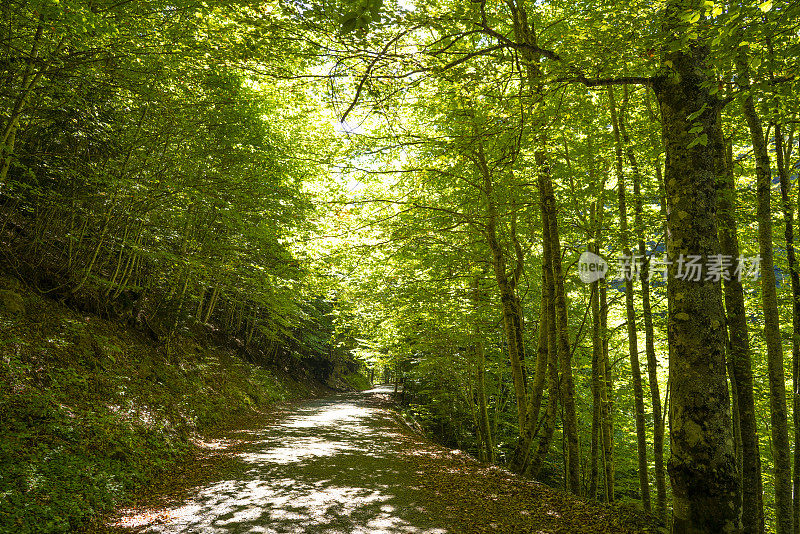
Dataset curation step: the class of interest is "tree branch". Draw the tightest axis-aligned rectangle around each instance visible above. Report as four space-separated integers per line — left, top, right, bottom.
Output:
439 44 507 71
573 75 653 87
340 28 414 123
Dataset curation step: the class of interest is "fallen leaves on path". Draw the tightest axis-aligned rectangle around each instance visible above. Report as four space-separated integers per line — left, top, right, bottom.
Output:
86 390 659 534
376 392 658 534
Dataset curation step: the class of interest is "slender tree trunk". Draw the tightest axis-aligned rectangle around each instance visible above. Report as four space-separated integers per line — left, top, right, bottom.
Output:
68 215 89 272
539 168 580 495
0 127 16 185
170 270 191 335
600 274 614 502
472 274 495 463
477 146 527 439
593 180 615 503
245 310 256 348
621 87 666 519
196 286 206 321
475 338 494 462
516 267 550 472
589 252 601 501
463 361 482 460
788 122 800 534
735 48 792 534
588 197 603 501
715 122 764 534
725 346 743 494
202 286 220 324
492 370 504 443
528 207 559 478
775 122 800 534
112 227 142 300
636 181 666 519
105 221 131 297
609 85 650 512
527 316 559 478
0 19 50 186
587 144 608 501
507 0 587 496
72 207 112 294
235 298 245 334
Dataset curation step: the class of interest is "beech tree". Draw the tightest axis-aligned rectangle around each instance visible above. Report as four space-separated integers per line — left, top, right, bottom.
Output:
4 0 800 531
318 0 799 531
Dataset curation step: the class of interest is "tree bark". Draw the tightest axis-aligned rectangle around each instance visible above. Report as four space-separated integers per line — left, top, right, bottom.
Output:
609 84 650 512
539 166 580 495
515 261 551 473
588 152 606 501
714 117 764 534
654 2 741 529
472 274 495 463
589 203 602 501
527 199 559 479
476 145 528 439
775 121 800 534
202 285 220 324
632 148 666 522
735 46 792 534
598 278 615 504
620 86 666 519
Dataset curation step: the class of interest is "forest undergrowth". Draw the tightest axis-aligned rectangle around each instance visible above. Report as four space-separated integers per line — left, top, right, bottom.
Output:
0 273 366 533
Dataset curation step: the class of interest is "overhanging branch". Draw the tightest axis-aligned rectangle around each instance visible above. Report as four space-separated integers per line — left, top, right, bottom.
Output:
573 75 653 87
340 28 415 123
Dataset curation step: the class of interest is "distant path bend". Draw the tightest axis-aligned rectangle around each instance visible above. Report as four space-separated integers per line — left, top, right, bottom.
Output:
107 387 650 534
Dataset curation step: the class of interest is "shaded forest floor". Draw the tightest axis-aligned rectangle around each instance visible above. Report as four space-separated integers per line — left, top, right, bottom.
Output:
0 272 361 533
86 387 657 534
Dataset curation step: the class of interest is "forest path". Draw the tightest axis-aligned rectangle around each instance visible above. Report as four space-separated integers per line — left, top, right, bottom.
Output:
100 387 650 534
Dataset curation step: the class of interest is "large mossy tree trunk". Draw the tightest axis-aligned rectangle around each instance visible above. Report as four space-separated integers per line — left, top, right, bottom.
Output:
654 1 740 530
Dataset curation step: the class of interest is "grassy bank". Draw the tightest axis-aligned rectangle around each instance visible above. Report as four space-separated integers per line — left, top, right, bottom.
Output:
0 275 362 533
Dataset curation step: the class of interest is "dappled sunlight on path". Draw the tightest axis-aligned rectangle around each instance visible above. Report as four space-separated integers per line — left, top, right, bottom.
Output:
103 386 652 534
109 387 448 533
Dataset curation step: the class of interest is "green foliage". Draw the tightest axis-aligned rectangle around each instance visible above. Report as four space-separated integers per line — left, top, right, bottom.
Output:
301 0 797 529
0 0 333 361
0 292 299 533
341 371 372 391
0 377 191 533
340 0 384 33
0 0 798 530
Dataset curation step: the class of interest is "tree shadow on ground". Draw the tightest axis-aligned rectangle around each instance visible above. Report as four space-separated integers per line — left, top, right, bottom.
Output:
98 388 656 534
103 388 448 534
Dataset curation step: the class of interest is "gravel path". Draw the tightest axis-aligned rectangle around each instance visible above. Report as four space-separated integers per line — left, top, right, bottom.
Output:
103 387 653 534
110 387 447 533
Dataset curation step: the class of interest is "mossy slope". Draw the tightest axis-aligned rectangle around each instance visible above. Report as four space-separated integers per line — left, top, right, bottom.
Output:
0 276 344 533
